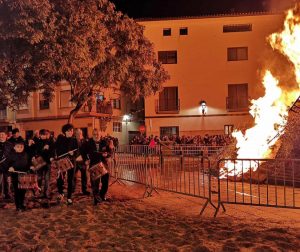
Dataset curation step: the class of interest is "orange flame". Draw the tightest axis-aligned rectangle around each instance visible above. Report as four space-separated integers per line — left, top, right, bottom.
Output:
270 7 300 85
223 5 300 177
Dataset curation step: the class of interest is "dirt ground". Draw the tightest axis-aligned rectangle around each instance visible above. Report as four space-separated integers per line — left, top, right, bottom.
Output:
0 180 299 252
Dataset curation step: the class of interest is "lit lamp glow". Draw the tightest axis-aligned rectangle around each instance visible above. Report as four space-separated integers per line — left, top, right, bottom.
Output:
123 114 130 123
199 100 207 115
122 114 131 144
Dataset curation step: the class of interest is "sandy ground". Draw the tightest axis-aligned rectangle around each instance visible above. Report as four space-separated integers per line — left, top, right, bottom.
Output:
0 180 299 252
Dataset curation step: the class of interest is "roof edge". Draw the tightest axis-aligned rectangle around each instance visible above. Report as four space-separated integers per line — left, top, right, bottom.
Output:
135 11 283 22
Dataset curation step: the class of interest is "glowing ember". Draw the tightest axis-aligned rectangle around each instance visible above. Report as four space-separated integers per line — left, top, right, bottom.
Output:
234 71 289 158
223 5 300 177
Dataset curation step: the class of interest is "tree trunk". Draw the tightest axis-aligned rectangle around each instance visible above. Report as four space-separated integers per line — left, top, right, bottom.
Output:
68 102 84 124
68 90 94 124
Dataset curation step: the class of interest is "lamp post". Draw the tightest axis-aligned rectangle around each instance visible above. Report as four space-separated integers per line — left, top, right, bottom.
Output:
123 114 131 144
199 100 207 115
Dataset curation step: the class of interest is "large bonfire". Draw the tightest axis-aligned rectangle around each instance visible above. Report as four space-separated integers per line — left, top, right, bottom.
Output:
223 4 300 177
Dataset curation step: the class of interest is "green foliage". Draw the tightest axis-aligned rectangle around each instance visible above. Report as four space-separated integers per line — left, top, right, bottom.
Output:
0 0 57 106
0 0 169 119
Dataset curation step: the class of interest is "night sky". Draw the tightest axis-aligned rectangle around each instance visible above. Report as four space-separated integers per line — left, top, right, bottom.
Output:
110 0 265 18
110 0 295 18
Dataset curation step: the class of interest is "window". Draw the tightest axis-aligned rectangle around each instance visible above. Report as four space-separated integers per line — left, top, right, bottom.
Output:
158 51 177 64
223 24 252 33
60 90 72 108
180 27 188 35
112 99 121 109
163 28 171 36
0 107 7 120
113 122 122 132
157 87 179 113
160 126 179 138
0 103 6 119
227 47 248 61
39 94 50 110
224 125 234 135
226 84 249 112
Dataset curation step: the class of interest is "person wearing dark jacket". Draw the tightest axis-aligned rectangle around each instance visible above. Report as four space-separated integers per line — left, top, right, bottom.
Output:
0 130 13 199
54 124 78 205
73 128 90 195
25 136 37 163
34 129 55 198
6 139 31 211
8 128 24 144
82 129 111 205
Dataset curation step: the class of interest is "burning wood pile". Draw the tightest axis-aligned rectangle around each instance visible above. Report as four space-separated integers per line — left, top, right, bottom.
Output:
217 4 300 187
275 100 300 159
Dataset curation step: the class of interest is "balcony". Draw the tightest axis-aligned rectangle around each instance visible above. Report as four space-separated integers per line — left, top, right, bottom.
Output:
226 96 250 112
96 102 113 114
155 99 180 113
82 101 113 117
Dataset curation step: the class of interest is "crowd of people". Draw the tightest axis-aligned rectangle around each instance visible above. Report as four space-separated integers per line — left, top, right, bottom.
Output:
0 126 233 211
0 124 116 211
130 134 233 146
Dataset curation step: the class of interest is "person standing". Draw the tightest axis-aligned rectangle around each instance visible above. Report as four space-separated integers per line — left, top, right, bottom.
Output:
82 129 110 205
0 130 13 199
32 130 40 144
73 128 90 195
8 128 24 145
34 129 54 198
55 124 78 205
5 139 31 211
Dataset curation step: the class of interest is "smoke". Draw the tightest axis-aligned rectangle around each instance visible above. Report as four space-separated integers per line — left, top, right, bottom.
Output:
259 49 297 91
264 0 298 12
257 0 300 91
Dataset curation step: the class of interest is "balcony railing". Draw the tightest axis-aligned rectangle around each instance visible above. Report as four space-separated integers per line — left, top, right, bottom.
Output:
96 102 113 115
155 99 180 113
0 109 7 120
82 101 113 115
226 96 250 112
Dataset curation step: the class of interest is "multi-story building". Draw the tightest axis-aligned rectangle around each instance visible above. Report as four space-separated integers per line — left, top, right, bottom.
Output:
0 106 16 133
140 12 285 137
0 12 287 142
1 82 143 144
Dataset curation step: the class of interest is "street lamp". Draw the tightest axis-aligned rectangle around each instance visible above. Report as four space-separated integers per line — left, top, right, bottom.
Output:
123 114 131 144
199 100 207 115
123 114 130 123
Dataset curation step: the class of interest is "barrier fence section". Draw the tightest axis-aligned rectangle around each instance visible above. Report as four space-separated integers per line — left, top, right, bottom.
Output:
116 144 224 157
109 153 149 186
148 155 211 199
110 152 212 201
209 158 300 217
116 145 160 155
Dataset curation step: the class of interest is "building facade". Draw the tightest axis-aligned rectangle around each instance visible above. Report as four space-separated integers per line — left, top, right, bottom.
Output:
0 106 16 133
0 82 143 144
140 13 284 138
0 12 286 141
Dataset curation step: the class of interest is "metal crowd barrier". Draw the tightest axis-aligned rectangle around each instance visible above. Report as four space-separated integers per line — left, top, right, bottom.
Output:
116 144 224 157
116 145 160 155
171 145 224 157
109 153 151 185
109 155 300 217
207 158 300 217
110 153 211 200
147 155 211 199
